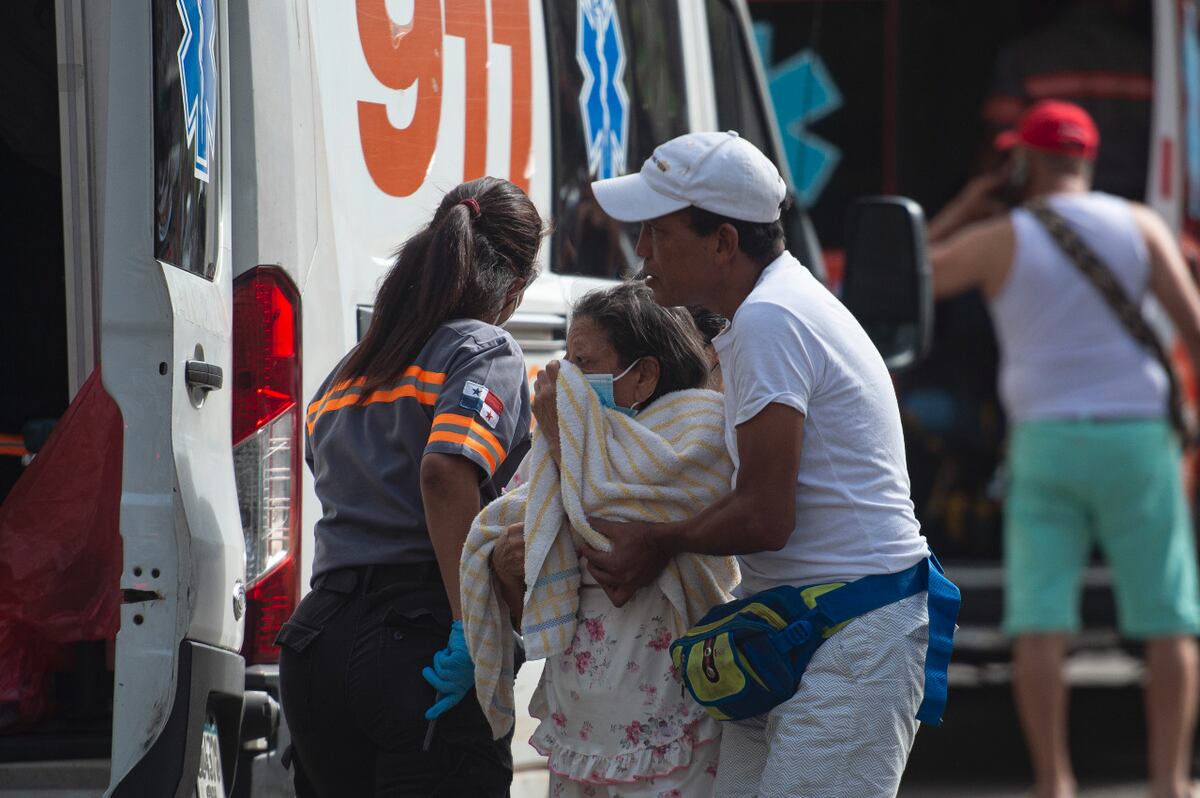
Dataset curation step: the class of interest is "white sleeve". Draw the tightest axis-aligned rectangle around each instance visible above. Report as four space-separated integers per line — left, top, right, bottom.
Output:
725 302 824 426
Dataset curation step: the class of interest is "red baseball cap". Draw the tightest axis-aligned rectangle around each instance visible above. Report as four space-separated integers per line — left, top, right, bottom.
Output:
994 100 1100 161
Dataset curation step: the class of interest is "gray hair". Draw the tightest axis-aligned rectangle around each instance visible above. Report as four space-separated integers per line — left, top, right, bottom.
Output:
572 282 710 407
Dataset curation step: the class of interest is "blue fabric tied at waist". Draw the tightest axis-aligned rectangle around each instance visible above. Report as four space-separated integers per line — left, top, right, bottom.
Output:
775 554 961 725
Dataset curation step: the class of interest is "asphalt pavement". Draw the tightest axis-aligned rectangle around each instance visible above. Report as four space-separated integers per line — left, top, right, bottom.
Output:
509 657 1186 797
898 677 1156 797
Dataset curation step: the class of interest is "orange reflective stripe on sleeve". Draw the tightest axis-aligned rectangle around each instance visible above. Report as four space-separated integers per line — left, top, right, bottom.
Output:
431 412 507 459
428 429 499 473
429 412 507 472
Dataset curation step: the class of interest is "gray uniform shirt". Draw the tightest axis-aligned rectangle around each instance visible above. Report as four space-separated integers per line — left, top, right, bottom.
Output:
305 319 531 581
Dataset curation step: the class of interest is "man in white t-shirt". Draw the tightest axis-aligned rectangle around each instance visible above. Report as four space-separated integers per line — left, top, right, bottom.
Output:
573 131 936 796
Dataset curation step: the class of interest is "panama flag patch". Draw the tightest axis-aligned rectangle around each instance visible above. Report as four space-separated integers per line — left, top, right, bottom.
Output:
460 381 504 429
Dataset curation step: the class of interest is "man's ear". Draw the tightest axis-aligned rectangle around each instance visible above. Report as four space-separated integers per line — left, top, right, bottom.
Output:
634 356 661 404
715 223 740 263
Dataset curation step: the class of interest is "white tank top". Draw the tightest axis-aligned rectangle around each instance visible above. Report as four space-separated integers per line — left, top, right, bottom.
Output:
988 192 1167 422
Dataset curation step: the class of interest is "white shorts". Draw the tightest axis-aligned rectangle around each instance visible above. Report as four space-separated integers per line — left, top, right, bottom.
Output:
713 592 930 798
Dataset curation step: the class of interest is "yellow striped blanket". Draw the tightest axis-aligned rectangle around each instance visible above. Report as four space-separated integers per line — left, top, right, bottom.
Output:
460 360 739 739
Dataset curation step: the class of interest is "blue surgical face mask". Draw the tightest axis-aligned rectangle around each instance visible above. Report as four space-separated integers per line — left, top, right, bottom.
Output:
584 358 643 417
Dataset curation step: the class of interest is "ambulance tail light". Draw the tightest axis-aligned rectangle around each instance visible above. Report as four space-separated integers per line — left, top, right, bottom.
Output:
232 266 301 666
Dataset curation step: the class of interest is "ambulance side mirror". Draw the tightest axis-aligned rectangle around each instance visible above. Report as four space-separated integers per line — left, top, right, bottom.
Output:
840 196 932 372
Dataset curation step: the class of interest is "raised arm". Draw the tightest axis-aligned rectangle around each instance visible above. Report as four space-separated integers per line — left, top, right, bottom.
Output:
928 216 1015 300
926 170 1010 244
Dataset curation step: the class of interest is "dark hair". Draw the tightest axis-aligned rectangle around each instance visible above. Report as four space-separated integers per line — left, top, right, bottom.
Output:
572 282 709 407
686 306 728 346
338 177 544 398
685 204 786 265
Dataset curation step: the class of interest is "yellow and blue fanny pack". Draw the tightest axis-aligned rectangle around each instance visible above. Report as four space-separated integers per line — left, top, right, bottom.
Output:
670 555 960 725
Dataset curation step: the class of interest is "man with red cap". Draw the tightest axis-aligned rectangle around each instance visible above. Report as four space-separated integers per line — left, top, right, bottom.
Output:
931 100 1200 798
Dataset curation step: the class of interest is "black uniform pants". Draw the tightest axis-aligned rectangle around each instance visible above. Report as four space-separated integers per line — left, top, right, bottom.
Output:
277 564 515 797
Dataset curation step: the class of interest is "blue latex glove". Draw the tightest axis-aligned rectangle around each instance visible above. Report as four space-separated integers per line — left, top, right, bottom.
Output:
422 620 475 720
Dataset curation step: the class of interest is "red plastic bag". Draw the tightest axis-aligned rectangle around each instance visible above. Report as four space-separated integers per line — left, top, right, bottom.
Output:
0 368 123 727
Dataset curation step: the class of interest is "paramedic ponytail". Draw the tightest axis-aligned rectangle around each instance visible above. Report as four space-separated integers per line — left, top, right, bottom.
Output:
338 177 544 399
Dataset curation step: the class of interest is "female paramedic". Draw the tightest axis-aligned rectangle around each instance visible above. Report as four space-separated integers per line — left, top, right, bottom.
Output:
277 177 544 796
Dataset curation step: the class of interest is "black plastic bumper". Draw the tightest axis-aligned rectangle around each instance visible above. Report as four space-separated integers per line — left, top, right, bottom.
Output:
111 639 244 797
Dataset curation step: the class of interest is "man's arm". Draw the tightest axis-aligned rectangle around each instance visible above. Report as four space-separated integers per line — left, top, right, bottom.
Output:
584 402 804 606
1132 203 1200 377
926 171 1009 244
929 217 1015 300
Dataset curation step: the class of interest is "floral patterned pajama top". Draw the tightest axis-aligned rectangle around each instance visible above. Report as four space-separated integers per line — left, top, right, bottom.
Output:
528 562 722 788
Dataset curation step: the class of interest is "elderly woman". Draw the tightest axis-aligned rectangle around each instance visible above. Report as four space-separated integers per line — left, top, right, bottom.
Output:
461 282 737 797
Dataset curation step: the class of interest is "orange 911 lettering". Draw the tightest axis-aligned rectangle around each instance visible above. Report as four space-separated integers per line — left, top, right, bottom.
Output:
355 0 443 197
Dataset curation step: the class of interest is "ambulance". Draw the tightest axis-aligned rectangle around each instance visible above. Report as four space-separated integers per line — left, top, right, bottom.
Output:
0 0 880 795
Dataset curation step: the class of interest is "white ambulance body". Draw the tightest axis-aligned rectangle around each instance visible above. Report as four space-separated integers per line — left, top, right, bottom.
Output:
236 5 797 791
0 1 795 795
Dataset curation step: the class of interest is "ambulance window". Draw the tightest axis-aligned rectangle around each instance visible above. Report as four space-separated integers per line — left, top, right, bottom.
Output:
152 0 220 280
544 0 690 279
706 0 773 157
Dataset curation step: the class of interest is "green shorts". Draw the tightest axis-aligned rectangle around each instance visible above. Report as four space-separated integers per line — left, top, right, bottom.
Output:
1004 419 1200 638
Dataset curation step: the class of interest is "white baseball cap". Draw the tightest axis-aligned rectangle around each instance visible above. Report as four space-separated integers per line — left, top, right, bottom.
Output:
591 131 787 224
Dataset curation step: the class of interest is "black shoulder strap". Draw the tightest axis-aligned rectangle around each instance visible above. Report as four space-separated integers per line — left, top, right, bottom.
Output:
1023 198 1191 443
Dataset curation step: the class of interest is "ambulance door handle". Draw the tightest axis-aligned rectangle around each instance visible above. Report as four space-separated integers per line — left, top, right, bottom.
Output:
185 360 224 393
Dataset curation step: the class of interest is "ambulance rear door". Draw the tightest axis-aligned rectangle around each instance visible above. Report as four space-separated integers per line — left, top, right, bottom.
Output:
92 0 245 793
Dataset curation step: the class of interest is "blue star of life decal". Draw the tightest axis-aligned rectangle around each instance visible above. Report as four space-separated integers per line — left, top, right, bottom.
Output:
753 24 843 208
576 0 629 180
176 0 217 182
